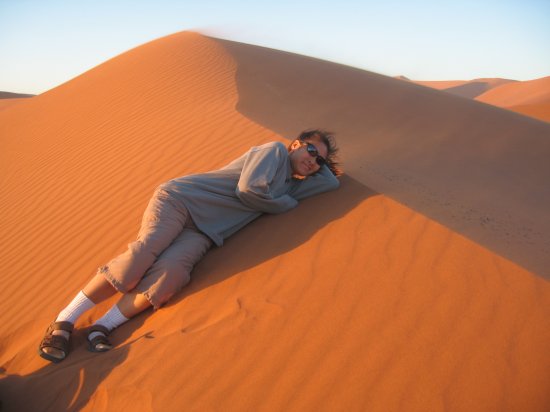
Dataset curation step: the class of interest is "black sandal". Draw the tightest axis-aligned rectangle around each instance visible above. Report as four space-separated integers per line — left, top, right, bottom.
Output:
87 324 113 352
38 321 74 363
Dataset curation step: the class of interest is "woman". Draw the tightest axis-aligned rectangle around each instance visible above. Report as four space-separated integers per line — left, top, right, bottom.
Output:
38 129 341 363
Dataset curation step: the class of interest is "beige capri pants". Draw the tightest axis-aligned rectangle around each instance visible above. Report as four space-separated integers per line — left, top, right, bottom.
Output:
98 186 213 309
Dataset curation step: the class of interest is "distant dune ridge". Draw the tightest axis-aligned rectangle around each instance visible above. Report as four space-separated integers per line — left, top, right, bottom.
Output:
409 77 550 122
0 91 34 111
0 32 549 411
0 91 35 99
413 78 516 98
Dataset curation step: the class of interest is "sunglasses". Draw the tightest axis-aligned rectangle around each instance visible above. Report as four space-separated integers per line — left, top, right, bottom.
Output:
304 142 327 166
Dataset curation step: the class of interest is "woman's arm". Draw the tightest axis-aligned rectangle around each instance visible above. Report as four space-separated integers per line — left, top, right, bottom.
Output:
289 165 340 201
236 143 298 213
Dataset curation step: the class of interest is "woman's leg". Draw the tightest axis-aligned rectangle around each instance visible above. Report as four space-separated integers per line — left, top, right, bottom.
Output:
117 291 152 318
87 292 152 351
40 187 188 361
98 187 189 294
83 273 118 303
87 225 212 351
133 225 212 310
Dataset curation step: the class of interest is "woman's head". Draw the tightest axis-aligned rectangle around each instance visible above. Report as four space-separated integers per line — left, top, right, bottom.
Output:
288 129 341 177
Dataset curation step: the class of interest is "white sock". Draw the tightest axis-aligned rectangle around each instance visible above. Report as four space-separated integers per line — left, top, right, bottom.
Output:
55 291 95 324
89 304 129 341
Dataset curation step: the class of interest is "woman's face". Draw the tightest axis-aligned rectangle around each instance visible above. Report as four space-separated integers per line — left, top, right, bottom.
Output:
289 139 328 177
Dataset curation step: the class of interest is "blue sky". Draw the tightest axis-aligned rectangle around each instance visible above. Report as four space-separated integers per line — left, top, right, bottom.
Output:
1 0 549 94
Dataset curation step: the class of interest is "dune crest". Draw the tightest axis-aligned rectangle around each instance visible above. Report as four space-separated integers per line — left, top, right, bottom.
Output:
0 92 34 112
414 78 516 99
413 77 550 122
215 35 550 277
1 31 549 411
475 76 550 122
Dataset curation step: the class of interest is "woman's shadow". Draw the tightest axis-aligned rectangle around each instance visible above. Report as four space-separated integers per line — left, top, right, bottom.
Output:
0 175 375 411
176 175 375 298
0 317 153 412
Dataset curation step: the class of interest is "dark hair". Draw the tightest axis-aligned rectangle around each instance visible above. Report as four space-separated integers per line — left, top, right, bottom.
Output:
290 129 342 176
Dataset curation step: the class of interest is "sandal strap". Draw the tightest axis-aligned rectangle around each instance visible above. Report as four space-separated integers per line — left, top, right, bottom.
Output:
38 321 73 362
89 333 112 346
88 324 111 336
40 334 69 351
48 321 74 333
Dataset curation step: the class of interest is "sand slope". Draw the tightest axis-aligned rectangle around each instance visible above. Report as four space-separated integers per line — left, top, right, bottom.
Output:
218 37 550 277
415 77 550 122
476 76 550 106
475 76 550 122
1 32 549 411
0 98 27 112
414 78 516 98
0 92 34 111
0 91 35 99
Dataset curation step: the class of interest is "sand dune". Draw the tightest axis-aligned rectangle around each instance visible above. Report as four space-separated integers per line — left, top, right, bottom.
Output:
219 37 550 276
414 78 516 98
0 92 34 111
0 98 27 111
475 76 550 122
0 91 35 99
1 32 549 411
507 101 550 122
410 79 467 89
476 76 550 106
414 77 550 122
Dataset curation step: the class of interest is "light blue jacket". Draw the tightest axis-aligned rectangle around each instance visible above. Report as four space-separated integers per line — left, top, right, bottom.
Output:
161 141 340 246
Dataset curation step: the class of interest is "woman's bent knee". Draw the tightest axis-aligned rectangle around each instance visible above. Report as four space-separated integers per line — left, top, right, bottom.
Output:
134 260 192 307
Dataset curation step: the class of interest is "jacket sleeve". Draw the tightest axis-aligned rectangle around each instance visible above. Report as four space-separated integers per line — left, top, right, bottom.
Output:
236 143 298 213
289 164 340 201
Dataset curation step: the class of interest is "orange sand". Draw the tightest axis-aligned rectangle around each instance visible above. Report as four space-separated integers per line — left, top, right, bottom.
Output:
416 77 550 122
0 32 549 411
414 78 515 98
414 79 469 89
0 98 29 112
508 101 550 122
476 77 550 122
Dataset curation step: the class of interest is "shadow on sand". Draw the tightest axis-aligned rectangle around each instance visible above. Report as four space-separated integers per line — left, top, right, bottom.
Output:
212 35 550 279
0 175 375 411
0 325 151 411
